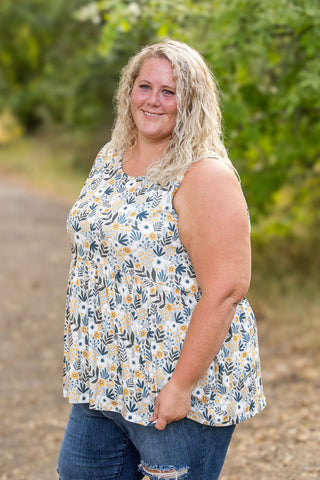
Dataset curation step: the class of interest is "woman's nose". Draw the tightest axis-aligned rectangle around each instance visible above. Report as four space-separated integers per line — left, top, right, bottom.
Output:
147 90 161 106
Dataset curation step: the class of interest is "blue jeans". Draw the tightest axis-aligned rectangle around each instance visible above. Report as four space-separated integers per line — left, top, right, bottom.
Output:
58 404 235 480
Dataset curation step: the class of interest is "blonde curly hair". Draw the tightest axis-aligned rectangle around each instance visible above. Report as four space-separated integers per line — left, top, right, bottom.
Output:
111 39 233 184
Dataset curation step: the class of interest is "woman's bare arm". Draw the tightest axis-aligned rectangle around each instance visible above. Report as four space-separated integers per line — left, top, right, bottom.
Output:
150 158 251 430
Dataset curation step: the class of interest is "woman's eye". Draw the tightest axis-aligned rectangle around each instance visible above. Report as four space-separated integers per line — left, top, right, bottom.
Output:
139 84 150 90
163 89 174 95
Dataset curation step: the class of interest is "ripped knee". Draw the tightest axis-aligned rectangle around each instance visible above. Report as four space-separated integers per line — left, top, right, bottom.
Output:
139 462 190 479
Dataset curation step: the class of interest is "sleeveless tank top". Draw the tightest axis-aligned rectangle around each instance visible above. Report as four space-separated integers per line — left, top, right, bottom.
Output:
63 142 266 426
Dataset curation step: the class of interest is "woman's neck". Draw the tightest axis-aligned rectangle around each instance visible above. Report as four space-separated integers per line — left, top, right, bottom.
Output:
123 138 169 176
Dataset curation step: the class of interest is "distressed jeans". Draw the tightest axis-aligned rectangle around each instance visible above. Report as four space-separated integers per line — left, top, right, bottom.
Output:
57 404 235 480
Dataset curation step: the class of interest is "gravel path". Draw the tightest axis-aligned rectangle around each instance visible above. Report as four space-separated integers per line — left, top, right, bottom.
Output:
0 177 319 479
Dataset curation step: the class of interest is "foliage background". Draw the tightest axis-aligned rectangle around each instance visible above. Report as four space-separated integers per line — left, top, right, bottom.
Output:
0 0 319 279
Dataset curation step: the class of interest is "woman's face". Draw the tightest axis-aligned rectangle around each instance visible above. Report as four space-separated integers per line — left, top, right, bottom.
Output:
131 57 177 145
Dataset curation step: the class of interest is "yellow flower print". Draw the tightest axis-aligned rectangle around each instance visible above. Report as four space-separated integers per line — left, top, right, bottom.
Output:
81 326 87 334
135 370 142 378
140 329 147 337
84 241 89 249
167 214 173 221
111 401 118 406
242 352 248 358
113 223 119 230
71 372 78 380
135 345 141 353
98 379 105 386
168 266 174 273
111 312 117 319
110 364 117 372
130 212 137 217
126 295 132 303
134 277 139 284
83 351 88 358
135 262 141 269
180 325 187 332
94 331 100 339
156 351 163 359
201 396 207 403
191 285 197 293
226 357 232 363
123 388 129 396
124 247 131 253
150 287 156 295
111 272 115 279
109 179 115 185
166 304 173 312
149 233 157 241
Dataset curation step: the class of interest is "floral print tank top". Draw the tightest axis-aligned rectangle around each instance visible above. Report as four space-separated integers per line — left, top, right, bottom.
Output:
63 142 266 426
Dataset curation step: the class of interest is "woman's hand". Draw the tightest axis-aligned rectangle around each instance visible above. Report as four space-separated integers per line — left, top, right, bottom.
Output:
149 380 192 430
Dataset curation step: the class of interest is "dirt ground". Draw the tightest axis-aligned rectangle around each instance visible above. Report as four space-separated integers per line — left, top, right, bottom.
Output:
0 176 319 480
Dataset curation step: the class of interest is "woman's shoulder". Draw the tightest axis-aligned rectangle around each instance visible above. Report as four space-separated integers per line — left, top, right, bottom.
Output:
178 157 239 198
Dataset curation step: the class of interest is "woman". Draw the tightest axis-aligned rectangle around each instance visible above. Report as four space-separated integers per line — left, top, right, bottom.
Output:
58 39 266 480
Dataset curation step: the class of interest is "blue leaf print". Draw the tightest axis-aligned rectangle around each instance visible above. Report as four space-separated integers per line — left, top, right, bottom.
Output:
115 294 122 305
158 270 168 283
127 401 139 413
130 230 142 242
78 383 89 394
163 362 175 374
72 221 81 232
174 312 184 324
234 392 243 403
136 210 149 221
78 291 87 302
104 187 114 196
118 214 127 224
217 384 227 395
153 246 165 257
141 290 148 304
125 259 134 269
115 271 123 282
244 362 252 373
105 389 116 400
166 291 175 304
126 195 135 204
242 333 251 344
90 240 99 252
136 379 145 389
118 233 129 246
100 368 109 380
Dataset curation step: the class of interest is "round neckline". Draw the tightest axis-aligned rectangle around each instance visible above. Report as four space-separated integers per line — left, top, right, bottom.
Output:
120 151 148 181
